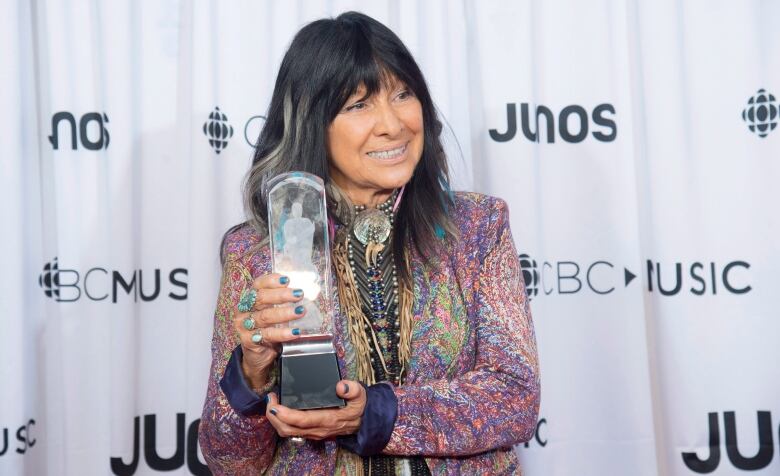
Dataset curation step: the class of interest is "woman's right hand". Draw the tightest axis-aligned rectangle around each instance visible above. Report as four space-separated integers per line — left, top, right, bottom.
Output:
233 273 306 390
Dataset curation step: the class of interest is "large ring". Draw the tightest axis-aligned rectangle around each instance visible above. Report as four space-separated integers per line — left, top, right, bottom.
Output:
238 288 257 313
243 314 256 331
290 436 305 443
251 330 263 344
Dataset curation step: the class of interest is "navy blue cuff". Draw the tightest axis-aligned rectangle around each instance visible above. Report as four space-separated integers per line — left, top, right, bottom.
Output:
219 345 274 417
337 382 398 457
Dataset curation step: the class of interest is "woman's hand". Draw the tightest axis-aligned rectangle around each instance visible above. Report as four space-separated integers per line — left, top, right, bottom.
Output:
233 273 305 390
265 380 366 440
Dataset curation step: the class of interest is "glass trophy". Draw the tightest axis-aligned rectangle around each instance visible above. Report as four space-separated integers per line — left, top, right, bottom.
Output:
266 172 344 410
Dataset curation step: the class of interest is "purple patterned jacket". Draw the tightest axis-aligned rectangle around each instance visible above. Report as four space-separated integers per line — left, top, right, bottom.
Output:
199 192 540 475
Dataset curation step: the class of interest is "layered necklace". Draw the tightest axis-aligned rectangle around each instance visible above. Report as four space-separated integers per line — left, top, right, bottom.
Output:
329 184 430 476
348 191 404 385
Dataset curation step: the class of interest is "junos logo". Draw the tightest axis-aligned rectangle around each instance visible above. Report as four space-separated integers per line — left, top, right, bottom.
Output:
0 419 36 457
110 413 209 476
489 103 617 143
38 257 188 303
682 411 776 473
49 111 110 150
203 107 234 154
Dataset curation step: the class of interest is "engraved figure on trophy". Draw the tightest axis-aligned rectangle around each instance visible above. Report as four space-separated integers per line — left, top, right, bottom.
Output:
280 201 322 331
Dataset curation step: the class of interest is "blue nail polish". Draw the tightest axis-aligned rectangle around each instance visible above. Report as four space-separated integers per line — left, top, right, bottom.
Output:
291 328 300 336
270 408 277 416
264 394 269 403
279 276 289 285
295 305 305 315
292 289 303 298
343 383 350 394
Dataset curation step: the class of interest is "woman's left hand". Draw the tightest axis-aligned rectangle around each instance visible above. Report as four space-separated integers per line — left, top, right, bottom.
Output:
266 380 366 440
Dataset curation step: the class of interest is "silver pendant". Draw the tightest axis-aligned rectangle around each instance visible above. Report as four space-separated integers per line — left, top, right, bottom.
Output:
353 208 391 245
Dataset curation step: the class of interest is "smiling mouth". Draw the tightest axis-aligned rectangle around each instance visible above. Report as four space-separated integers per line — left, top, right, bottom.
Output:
366 143 407 160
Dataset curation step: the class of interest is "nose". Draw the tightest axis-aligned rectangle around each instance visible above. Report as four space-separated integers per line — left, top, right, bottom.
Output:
372 102 403 137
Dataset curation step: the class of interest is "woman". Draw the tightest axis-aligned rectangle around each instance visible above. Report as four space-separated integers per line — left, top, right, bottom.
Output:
199 11 540 476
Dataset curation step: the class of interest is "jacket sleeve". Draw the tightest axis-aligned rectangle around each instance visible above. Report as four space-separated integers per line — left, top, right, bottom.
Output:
382 199 541 457
199 257 278 474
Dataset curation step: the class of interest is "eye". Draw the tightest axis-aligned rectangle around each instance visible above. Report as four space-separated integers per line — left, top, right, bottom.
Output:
396 89 414 100
344 101 367 112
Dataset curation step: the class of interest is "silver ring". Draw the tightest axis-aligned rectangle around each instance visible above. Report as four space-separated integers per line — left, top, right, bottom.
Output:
251 330 263 344
290 436 305 443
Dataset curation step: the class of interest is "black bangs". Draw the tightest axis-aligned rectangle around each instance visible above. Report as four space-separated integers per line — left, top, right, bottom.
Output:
321 14 424 120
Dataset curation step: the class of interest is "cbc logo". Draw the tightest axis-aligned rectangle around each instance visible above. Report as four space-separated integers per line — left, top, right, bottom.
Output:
742 89 778 138
203 107 234 154
519 254 637 298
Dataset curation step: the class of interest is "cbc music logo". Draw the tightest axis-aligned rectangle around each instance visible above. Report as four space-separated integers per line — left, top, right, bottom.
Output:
110 413 209 476
742 89 778 138
0 419 36 457
489 102 617 143
203 106 234 154
682 411 776 473
519 254 751 297
38 257 188 303
48 111 110 150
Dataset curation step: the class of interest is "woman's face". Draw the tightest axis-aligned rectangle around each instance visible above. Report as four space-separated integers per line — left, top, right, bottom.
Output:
327 78 424 205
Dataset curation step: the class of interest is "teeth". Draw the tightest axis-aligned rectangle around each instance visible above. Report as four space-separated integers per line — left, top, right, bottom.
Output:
367 144 406 159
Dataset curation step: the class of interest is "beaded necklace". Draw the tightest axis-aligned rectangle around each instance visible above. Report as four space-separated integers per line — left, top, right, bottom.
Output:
348 191 404 385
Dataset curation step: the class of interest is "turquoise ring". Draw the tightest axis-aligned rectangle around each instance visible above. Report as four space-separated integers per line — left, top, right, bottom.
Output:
251 331 263 344
243 315 256 331
237 288 257 313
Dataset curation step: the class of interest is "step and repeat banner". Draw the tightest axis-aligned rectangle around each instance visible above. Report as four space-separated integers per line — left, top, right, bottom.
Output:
2 0 778 475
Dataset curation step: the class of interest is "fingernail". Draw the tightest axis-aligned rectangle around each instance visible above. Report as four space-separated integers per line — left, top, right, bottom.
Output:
264 394 269 403
291 328 300 336
270 408 277 416
279 276 289 285
292 289 303 298
295 305 305 315
343 383 350 394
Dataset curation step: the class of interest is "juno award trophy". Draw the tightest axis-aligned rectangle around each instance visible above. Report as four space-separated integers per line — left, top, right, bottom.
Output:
266 172 345 410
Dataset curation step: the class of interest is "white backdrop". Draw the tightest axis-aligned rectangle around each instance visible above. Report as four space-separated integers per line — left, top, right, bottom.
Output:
2 1 779 475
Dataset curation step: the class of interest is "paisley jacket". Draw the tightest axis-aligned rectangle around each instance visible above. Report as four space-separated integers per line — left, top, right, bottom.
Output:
199 192 540 475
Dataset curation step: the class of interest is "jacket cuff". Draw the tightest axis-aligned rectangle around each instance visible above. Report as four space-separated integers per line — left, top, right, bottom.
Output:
219 345 275 416
337 382 398 456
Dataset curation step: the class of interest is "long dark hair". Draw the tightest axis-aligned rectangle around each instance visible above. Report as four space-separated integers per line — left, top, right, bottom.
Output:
229 11 455 279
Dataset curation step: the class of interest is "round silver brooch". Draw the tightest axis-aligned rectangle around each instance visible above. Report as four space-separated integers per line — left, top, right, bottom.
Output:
352 208 391 245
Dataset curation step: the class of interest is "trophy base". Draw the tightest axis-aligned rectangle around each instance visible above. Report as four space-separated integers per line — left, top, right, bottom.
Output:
279 336 345 410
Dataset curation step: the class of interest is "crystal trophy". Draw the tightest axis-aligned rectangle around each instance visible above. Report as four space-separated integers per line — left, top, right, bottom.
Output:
266 172 344 410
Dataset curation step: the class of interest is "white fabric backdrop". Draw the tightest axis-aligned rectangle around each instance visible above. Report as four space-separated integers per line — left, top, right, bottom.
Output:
2 1 778 475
